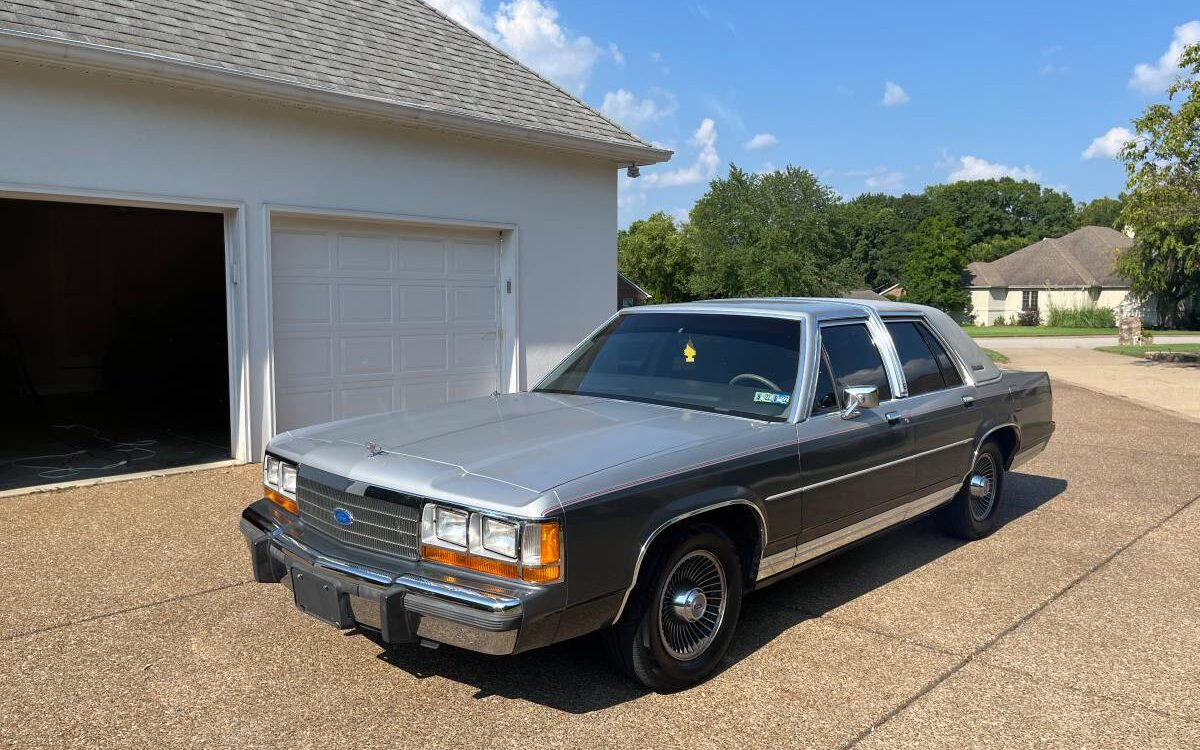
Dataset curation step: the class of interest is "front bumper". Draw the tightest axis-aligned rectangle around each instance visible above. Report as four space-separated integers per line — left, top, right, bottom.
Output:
240 499 557 655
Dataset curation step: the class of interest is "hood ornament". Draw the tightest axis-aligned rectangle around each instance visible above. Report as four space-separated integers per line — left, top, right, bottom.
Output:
366 441 384 457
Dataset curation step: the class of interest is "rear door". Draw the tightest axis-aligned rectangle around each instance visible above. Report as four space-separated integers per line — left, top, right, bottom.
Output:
882 318 975 494
797 322 914 536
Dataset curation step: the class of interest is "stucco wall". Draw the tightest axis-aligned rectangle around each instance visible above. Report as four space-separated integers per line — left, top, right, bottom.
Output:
968 286 1156 326
0 61 618 456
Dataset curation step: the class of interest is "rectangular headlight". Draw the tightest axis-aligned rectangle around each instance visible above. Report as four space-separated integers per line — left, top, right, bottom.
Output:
435 507 468 547
264 456 280 488
481 517 518 558
280 463 297 494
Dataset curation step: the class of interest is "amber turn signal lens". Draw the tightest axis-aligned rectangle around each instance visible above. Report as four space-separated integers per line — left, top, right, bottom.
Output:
521 563 562 584
421 544 520 580
264 485 299 515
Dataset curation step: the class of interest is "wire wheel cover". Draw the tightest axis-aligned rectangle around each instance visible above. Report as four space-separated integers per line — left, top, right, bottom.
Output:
970 453 998 521
657 550 727 660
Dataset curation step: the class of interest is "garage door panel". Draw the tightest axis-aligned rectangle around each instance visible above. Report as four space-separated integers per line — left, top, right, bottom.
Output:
399 381 449 409
338 283 393 324
274 230 331 271
273 219 501 432
276 389 335 432
337 233 392 272
398 237 447 273
340 385 394 419
274 282 332 325
341 336 393 376
275 336 333 380
452 286 498 322
400 335 449 373
454 332 498 370
398 286 448 322
451 240 499 275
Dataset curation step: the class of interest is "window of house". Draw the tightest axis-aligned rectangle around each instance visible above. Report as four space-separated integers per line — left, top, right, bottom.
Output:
819 323 892 402
1022 290 1039 311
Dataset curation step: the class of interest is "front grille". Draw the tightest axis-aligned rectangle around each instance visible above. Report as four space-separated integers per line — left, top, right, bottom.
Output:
296 476 420 560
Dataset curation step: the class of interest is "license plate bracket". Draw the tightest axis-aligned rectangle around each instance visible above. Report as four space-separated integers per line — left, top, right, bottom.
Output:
291 568 352 628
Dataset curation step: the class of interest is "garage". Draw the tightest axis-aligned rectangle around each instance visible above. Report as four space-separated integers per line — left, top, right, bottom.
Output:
0 198 233 491
270 217 506 432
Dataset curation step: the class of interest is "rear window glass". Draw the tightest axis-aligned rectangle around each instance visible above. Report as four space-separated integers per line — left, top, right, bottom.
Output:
536 313 802 420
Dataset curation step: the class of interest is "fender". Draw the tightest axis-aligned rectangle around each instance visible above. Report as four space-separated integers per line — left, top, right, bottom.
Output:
609 486 767 624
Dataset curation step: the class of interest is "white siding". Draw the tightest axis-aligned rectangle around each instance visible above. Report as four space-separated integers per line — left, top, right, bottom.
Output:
0 61 617 456
968 286 1156 326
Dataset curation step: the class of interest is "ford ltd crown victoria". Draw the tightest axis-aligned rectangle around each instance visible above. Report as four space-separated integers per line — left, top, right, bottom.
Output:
240 298 1054 690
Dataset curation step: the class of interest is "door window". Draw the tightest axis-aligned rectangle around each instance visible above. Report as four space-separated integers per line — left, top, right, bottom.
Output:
917 325 963 387
811 353 840 414
819 324 892 402
885 321 945 396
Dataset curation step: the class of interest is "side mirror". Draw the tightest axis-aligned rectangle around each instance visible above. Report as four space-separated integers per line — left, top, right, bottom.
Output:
841 385 880 420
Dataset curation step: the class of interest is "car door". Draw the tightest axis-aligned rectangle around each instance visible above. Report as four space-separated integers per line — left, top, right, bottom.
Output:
796 321 914 538
882 318 976 494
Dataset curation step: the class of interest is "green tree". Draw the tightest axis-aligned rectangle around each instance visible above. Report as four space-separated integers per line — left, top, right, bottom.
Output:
1117 42 1200 328
687 165 859 298
1076 196 1125 229
902 215 969 315
925 178 1077 249
839 192 931 288
616 211 695 303
966 235 1029 263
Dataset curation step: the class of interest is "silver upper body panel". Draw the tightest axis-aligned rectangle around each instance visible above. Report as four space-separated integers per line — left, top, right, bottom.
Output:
266 298 1004 519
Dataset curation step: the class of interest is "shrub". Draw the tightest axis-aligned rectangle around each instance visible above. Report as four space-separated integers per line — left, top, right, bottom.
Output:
1045 302 1115 328
1017 309 1041 326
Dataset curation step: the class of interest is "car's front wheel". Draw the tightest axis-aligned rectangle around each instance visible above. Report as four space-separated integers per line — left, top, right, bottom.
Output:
603 523 743 691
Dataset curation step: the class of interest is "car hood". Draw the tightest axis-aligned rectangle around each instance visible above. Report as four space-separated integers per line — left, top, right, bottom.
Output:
280 392 760 494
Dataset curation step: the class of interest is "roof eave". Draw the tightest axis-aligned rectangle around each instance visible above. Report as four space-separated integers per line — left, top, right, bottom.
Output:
0 30 673 166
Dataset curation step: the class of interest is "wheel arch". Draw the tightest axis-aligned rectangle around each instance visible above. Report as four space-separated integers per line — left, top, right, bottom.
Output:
973 421 1021 472
609 498 766 625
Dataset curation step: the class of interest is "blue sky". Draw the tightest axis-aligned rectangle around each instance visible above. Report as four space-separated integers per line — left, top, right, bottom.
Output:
427 1 1200 227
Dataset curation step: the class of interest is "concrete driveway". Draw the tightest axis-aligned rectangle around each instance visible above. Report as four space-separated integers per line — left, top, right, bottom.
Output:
973 334 1200 349
2 384 1198 749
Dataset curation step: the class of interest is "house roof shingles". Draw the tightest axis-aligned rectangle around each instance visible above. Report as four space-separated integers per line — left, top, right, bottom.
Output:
965 226 1133 289
0 0 667 161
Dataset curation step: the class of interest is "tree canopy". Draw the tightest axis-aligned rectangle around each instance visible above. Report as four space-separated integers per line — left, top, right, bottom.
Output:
617 211 695 303
1116 41 1200 328
901 215 970 315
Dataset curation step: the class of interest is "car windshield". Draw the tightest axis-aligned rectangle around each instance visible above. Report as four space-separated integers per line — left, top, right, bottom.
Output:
535 312 803 421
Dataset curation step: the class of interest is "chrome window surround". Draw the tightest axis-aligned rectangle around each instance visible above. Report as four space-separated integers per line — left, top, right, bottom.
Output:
878 314 976 391
801 316 904 419
610 499 767 624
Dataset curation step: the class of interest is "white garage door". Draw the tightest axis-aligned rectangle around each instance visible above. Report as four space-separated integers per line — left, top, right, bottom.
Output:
271 218 502 432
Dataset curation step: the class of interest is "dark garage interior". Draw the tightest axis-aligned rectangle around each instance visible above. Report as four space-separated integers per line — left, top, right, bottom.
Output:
0 198 231 492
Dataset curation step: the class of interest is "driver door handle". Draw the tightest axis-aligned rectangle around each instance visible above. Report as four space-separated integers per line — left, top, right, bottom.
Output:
885 410 904 425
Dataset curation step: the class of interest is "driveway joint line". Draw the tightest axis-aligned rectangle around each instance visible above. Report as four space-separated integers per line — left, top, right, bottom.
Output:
838 489 1200 749
0 579 252 643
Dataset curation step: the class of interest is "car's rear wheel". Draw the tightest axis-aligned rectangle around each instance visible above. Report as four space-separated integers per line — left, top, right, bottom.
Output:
603 523 743 691
940 440 1006 539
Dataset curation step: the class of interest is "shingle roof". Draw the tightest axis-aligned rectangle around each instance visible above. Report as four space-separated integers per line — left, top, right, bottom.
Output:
965 226 1133 288
0 0 669 163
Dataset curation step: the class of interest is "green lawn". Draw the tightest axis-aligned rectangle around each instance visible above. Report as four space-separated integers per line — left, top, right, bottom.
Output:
1095 344 1200 357
982 348 1009 364
964 326 1200 338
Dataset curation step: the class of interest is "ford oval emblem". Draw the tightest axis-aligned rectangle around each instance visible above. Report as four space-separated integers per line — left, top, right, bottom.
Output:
332 507 354 526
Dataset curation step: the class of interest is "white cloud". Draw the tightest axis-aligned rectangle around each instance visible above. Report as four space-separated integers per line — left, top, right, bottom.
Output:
947 155 1040 182
1081 126 1134 160
865 171 906 191
743 133 778 150
636 118 720 188
1129 20 1200 94
600 89 677 127
881 81 910 107
608 42 624 65
425 0 608 93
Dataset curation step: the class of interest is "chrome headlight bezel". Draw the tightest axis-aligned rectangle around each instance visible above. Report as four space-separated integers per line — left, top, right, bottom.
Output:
263 453 297 500
419 502 562 584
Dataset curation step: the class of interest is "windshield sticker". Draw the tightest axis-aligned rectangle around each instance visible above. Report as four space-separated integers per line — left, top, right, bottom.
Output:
753 391 792 405
683 339 697 363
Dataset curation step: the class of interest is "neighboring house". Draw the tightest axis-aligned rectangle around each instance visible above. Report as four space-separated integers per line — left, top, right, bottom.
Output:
617 272 652 308
879 284 906 300
964 226 1151 326
842 290 888 301
0 0 669 482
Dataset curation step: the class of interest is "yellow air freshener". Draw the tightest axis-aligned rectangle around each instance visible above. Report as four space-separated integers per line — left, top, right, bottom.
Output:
683 339 697 363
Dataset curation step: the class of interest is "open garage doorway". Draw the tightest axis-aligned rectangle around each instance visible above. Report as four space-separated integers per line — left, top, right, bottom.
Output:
0 198 232 492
